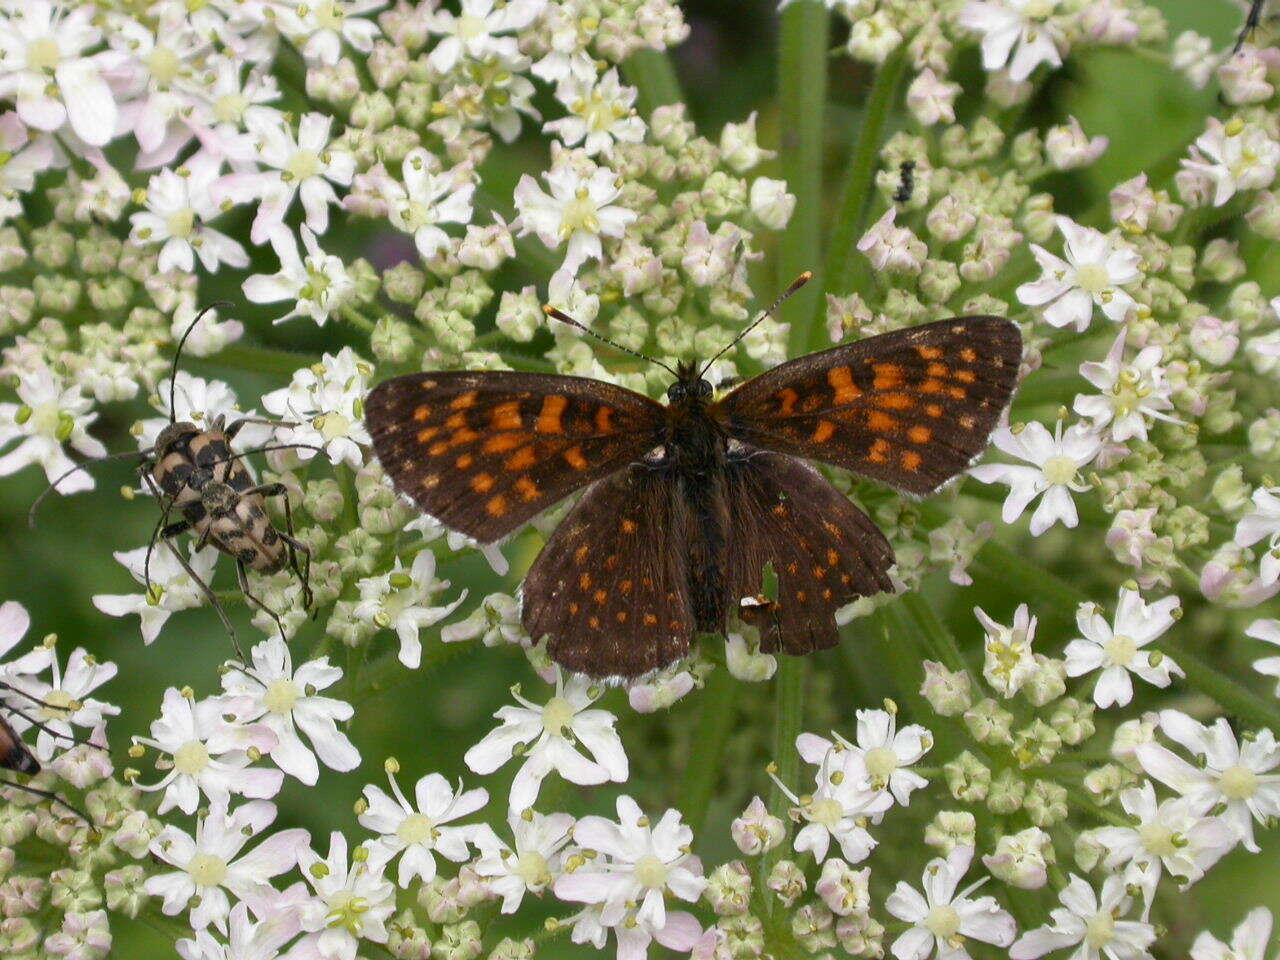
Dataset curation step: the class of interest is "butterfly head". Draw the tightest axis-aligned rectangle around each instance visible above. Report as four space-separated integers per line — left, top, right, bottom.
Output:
666 361 713 407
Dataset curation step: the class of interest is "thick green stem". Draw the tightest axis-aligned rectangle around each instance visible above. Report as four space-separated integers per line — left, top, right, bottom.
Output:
778 0 829 355
901 590 971 677
621 49 683 117
817 46 908 346
679 666 738 833
767 656 807 817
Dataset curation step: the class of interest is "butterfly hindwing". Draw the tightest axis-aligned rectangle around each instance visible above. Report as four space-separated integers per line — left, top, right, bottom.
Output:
366 371 666 542
522 464 695 678
714 316 1022 496
0 712 38 775
722 449 895 655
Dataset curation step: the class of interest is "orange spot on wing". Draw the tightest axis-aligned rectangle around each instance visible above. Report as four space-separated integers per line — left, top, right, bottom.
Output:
593 589 608 604
954 369 977 383
471 473 495 493
959 415 977 429
486 495 507 516
827 366 862 405
428 441 449 456
595 406 615 433
925 403 943 418
908 426 932 444
920 379 945 394
947 386 967 399
484 433 526 453
827 549 840 565
491 401 523 431
515 477 540 501
960 347 978 363
777 388 799 416
616 611 628 623
413 405 431 422
574 545 590 564
874 393 916 410
536 395 568 434
444 413 467 430
812 420 836 443
927 362 951 378
866 410 899 433
868 438 891 464
569 601 580 615
504 446 536 471
620 579 633 594
588 616 601 629
450 391 478 409
417 427 440 443
579 573 592 590
452 428 479 445
621 518 637 534
901 450 923 471
643 613 658 626
455 453 474 469
917 346 943 360
873 364 904 390
563 446 588 470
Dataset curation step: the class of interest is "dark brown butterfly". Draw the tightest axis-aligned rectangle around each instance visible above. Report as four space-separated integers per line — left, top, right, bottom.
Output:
366 279 1021 678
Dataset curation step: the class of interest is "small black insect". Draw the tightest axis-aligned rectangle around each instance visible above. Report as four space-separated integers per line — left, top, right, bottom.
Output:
31 306 316 659
366 274 1022 679
893 160 916 204
1237 0 1270 52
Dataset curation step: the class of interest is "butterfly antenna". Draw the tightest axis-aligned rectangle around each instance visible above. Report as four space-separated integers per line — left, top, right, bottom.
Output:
542 305 678 377
168 302 234 422
698 271 813 379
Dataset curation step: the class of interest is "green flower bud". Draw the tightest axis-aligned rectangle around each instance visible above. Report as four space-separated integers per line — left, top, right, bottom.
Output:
944 751 990 803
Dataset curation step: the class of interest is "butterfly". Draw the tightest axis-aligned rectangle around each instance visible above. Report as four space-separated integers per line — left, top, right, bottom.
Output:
365 276 1022 679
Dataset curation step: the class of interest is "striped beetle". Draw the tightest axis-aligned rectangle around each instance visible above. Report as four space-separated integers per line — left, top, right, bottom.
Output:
31 305 316 660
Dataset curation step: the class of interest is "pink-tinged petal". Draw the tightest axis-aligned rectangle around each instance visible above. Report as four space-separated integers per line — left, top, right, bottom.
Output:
796 732 833 764
891 925 936 960
553 871 610 905
243 273 297 305
56 60 116 146
886 881 928 923
1010 928 1081 960
1134 742 1205 796
1042 288 1094 330
1016 275 1069 307
234 828 310 881
654 911 703 951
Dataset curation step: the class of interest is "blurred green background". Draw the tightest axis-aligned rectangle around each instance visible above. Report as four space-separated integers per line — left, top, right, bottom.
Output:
4 0 1279 955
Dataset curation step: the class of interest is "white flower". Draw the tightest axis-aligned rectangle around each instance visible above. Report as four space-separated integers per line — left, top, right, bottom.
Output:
1247 618 1280 693
176 900 304 960
0 1 120 145
0 600 49 682
261 347 371 468
3 643 117 763
278 0 383 66
353 552 466 670
1044 116 1108 170
0 112 55 202
1235 486 1280 587
554 796 706 956
1191 908 1273 960
1089 782 1234 916
243 225 356 326
975 603 1038 697
1073 332 1177 443
359 768 488 887
219 637 360 786
545 69 645 157
772 742 893 863
1182 118 1280 207
969 420 1102 536
472 810 574 913
464 669 628 811
293 833 395 960
1010 875 1155 960
627 666 697 713
750 176 797 230
724 630 778 682
886 846 1016 960
0 365 106 493
164 303 245 360
514 164 637 277
982 827 1052 890
93 544 221 645
382 148 475 260
906 68 961 126
147 800 309 932
1064 588 1182 708
130 166 248 274
1136 710 1280 853
798 709 932 808
218 113 355 242
959 0 1065 83
1016 217 1140 330
426 0 546 73
137 372 269 453
133 688 282 815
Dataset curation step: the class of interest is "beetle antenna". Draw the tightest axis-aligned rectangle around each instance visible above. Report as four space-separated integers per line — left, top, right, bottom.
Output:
698 271 813 379
543 306 678 377
168 302 234 423
28 449 156 528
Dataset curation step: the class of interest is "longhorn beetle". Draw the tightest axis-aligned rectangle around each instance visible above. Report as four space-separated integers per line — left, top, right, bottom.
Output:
31 305 317 660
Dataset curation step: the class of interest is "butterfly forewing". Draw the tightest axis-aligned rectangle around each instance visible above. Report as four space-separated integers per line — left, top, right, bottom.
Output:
0 713 39 775
366 371 666 542
723 449 895 654
715 316 1022 496
522 464 695 678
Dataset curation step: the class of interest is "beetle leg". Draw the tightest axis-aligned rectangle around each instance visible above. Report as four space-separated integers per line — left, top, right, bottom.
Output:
226 417 299 442
237 560 288 643
251 483 314 614
0 778 93 827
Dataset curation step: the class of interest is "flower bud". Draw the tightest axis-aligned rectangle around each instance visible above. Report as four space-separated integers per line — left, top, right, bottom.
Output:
944 751 990 803
920 660 972 716
705 861 753 916
731 796 785 856
983 827 1053 889
923 810 976 853
815 859 870 916
766 859 806 907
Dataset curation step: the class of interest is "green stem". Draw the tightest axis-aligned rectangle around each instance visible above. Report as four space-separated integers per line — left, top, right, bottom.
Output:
767 657 807 816
901 590 970 677
777 0 829 356
621 49 683 117
817 45 908 345
678 666 738 833
1151 639 1280 732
